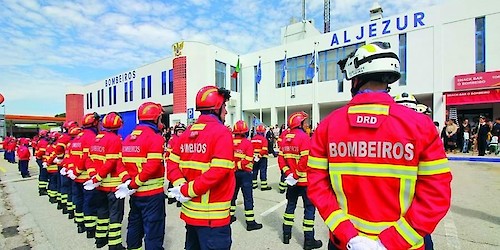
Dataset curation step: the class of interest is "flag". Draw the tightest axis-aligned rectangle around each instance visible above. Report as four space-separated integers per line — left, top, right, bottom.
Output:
280 53 287 85
231 57 240 78
306 50 319 80
253 115 261 127
255 59 262 84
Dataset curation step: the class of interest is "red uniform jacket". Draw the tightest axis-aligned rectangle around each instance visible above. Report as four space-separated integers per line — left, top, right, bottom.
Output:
44 143 59 174
233 136 253 172
121 124 165 197
35 138 49 160
67 132 89 183
307 92 452 250
251 134 268 158
278 128 310 186
73 128 98 182
90 131 128 192
16 145 31 161
7 139 16 151
167 114 235 227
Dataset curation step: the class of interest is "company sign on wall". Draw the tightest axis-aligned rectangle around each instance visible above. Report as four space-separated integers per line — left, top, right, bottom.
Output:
454 71 500 90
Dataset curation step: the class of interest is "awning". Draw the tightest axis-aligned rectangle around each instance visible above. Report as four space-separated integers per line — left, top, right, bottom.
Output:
445 88 500 106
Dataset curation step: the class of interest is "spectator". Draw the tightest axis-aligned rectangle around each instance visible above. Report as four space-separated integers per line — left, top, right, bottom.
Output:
477 116 489 156
445 119 458 153
492 117 500 137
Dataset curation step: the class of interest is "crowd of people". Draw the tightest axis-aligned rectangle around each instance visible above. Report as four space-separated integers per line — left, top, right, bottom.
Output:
0 42 455 250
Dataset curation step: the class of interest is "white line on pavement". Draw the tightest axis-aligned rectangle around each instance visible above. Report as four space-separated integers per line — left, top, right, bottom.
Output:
260 200 287 217
444 211 461 249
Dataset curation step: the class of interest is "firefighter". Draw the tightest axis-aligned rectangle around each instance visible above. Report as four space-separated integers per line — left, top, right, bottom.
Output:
307 42 452 249
394 92 418 110
166 123 186 207
279 111 322 250
55 121 77 213
16 138 31 178
277 128 289 194
35 130 50 196
60 125 82 221
6 136 17 163
230 120 263 231
44 131 61 204
114 102 166 250
251 124 271 191
416 103 432 116
167 85 234 250
84 112 128 249
66 126 87 234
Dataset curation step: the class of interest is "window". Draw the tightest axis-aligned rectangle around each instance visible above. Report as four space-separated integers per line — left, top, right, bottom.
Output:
141 77 146 99
97 89 101 107
124 82 128 102
230 66 238 92
275 60 284 88
274 55 313 89
113 85 117 105
129 81 134 101
100 89 104 107
161 71 167 95
475 17 485 73
254 65 259 102
89 92 93 109
399 33 407 85
86 93 89 109
169 69 174 94
108 86 112 105
147 75 152 98
215 60 226 88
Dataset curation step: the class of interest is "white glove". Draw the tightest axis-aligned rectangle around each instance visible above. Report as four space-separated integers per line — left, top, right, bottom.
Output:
347 236 386 250
53 158 62 164
83 178 100 191
67 169 77 180
167 185 191 203
284 173 298 186
60 168 67 176
115 180 133 199
42 162 48 169
253 155 260 162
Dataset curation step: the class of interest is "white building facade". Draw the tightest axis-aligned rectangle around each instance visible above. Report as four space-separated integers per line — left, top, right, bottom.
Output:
68 0 500 137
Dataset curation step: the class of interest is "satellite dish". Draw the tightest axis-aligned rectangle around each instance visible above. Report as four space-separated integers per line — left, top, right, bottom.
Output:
0 93 4 105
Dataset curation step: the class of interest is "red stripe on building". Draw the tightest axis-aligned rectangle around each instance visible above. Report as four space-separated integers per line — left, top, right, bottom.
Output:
173 56 187 114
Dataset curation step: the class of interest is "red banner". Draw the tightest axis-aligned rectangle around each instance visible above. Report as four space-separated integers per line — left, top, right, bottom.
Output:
445 88 500 106
455 71 500 90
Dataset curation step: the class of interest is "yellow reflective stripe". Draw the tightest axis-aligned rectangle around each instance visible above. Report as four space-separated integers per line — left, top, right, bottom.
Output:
91 155 106 160
330 172 348 211
400 178 416 215
47 165 58 171
147 153 163 159
135 176 144 186
181 206 229 220
300 150 309 156
325 210 349 231
118 171 127 179
95 175 103 182
71 151 83 156
262 146 268 151
418 159 450 175
234 152 246 159
173 178 187 186
347 215 392 234
188 181 197 197
308 156 328 170
395 218 424 247
180 161 210 172
87 168 96 173
83 148 90 153
106 153 120 159
137 177 164 192
211 158 234 169
282 166 290 173
283 153 300 160
190 124 206 131
182 200 231 211
245 156 253 162
329 163 417 180
348 104 389 115
122 157 146 164
169 153 180 163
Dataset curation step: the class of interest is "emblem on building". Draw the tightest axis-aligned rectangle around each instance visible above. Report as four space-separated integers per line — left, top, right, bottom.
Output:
173 41 184 57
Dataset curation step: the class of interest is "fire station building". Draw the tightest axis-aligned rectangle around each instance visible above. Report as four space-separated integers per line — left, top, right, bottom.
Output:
66 0 500 137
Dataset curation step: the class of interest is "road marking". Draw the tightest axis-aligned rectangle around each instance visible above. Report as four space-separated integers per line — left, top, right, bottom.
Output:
260 200 287 217
444 211 461 249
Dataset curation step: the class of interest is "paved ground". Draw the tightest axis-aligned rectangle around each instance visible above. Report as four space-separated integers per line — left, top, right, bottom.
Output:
0 155 499 249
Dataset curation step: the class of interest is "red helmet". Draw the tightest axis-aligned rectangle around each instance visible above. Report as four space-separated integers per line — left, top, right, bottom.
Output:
195 86 231 111
39 129 49 137
82 112 100 127
256 124 266 133
63 120 78 130
102 112 123 130
68 127 82 136
233 120 249 134
18 138 29 145
137 102 163 121
288 111 308 129
49 131 61 139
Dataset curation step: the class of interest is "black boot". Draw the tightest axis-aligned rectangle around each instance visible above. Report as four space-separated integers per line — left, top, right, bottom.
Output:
230 216 236 223
56 201 63 210
62 206 68 214
167 198 176 204
68 211 74 219
304 239 323 250
109 244 126 250
283 233 291 244
77 223 85 234
279 189 286 194
95 237 108 248
39 189 48 196
246 221 263 231
261 187 272 191
86 229 95 238
49 197 57 204
176 201 182 207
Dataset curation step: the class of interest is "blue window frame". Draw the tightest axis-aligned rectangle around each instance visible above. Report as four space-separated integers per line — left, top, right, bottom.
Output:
147 75 152 98
399 33 407 85
215 60 226 88
124 82 128 102
113 85 117 105
475 17 485 73
161 71 167 95
169 69 174 94
129 81 133 101
141 77 145 99
274 55 312 89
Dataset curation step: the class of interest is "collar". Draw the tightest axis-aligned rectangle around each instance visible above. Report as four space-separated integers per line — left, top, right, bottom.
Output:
138 121 161 133
349 92 395 106
197 114 223 124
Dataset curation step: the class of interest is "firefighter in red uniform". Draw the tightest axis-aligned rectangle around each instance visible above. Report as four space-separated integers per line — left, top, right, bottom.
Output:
66 126 87 233
230 120 263 231
114 102 166 250
307 42 452 250
278 111 322 250
35 130 50 196
2 135 9 161
16 138 31 178
44 131 61 204
60 125 82 220
251 124 271 190
7 136 17 163
167 85 234 250
166 123 186 207
56 121 77 213
84 112 128 250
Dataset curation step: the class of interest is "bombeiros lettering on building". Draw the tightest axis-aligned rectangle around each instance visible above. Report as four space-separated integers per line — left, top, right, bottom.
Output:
105 71 136 87
180 143 207 154
330 11 426 46
329 141 414 160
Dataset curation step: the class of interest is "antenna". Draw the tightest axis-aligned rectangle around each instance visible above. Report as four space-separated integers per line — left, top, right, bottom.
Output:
324 0 330 33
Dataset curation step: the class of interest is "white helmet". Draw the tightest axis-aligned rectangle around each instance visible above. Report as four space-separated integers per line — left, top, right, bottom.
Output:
338 42 400 95
394 92 417 110
416 103 432 115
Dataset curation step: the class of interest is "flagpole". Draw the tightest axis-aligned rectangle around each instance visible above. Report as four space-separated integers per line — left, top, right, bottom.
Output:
312 42 319 128
258 56 262 123
284 50 288 126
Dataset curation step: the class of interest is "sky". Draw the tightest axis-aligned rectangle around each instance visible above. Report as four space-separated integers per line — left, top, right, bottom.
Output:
0 0 449 116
